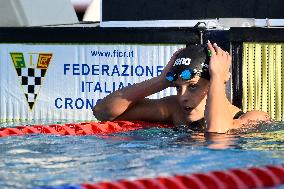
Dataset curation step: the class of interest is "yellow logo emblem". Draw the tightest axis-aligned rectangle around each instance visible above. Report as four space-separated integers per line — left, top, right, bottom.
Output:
10 52 52 110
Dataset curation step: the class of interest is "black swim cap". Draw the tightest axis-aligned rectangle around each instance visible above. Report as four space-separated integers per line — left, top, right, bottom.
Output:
170 44 210 80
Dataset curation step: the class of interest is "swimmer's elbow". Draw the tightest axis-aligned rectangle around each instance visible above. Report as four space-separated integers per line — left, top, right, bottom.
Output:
92 106 103 121
93 104 116 121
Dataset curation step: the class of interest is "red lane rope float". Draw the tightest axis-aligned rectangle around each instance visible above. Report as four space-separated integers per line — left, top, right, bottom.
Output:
81 165 284 189
0 121 173 138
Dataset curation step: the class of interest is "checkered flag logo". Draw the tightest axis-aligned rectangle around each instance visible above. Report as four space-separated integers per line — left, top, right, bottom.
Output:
10 52 52 110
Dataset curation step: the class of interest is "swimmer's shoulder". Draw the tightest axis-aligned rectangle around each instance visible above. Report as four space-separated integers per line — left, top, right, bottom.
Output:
239 110 271 122
233 109 272 127
227 110 273 134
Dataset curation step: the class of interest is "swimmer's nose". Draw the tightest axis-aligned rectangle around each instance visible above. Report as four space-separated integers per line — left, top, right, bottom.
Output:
179 89 189 103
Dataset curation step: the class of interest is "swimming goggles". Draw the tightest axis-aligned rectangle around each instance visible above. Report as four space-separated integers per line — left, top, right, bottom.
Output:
166 68 196 82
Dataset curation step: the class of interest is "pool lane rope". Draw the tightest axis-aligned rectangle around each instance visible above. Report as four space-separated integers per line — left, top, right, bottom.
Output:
38 164 284 189
0 121 173 137
2 121 284 189
80 164 284 189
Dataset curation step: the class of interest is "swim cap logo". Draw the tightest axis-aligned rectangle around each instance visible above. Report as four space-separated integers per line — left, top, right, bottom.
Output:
173 58 191 66
10 52 52 111
201 62 209 69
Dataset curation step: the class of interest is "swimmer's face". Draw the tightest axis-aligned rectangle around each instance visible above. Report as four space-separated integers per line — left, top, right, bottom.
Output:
173 76 209 122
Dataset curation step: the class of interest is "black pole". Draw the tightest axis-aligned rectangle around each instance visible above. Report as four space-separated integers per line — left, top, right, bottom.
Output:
231 42 243 109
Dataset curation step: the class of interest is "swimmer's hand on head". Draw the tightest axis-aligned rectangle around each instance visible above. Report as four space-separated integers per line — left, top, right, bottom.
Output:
207 42 231 82
159 48 186 87
93 48 185 121
205 41 271 133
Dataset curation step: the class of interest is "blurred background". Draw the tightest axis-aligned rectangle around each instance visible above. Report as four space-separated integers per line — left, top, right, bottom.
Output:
71 0 93 21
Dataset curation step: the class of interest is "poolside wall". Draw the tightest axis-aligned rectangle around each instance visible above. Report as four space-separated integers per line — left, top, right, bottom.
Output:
102 0 284 21
1 27 284 122
101 0 284 28
0 27 203 122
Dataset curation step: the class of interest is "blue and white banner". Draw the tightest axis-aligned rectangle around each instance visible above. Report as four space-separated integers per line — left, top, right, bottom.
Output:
0 44 183 121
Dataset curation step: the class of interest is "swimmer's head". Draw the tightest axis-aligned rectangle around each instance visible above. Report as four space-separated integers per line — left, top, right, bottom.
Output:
166 44 210 82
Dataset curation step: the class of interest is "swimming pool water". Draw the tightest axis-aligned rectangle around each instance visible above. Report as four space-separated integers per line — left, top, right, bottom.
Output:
1 121 284 189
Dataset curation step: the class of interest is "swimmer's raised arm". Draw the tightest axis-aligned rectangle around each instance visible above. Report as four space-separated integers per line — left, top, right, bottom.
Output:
93 49 184 121
205 41 233 133
205 41 271 133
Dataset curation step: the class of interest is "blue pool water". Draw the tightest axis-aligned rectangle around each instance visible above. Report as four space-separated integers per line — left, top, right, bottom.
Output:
1 121 284 189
